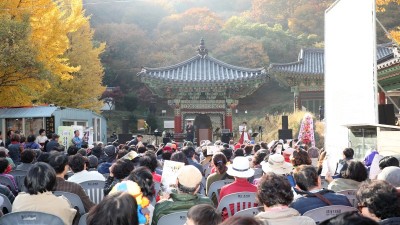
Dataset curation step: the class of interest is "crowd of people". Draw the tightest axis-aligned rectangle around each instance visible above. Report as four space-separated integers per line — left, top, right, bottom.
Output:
0 129 399 225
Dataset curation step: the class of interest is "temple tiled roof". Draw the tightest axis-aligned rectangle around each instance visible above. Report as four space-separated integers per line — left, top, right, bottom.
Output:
270 44 394 76
138 55 266 83
269 49 324 75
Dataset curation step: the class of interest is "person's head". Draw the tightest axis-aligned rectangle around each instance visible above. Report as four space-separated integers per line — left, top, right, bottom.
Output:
39 129 45 136
291 150 312 167
111 159 135 180
357 180 400 221
137 146 147 154
117 149 129 159
139 151 158 172
10 134 20 142
234 148 244 157
377 166 400 187
176 165 202 194
343 148 354 159
74 130 80 137
219 216 261 225
37 152 50 163
253 144 261 153
127 167 154 198
0 158 9 174
186 204 221 225
340 161 368 182
221 148 233 161
69 154 86 173
0 147 8 157
319 211 379 225
67 145 79 156
52 133 59 140
27 135 36 143
379 156 399 170
244 145 253 155
252 149 269 167
77 149 87 156
182 146 196 159
87 192 139 225
104 145 118 163
21 149 36 164
293 165 320 191
170 152 189 165
257 172 293 208
48 152 69 175
212 152 228 174
25 162 56 195
226 156 255 179
136 135 143 142
88 155 99 169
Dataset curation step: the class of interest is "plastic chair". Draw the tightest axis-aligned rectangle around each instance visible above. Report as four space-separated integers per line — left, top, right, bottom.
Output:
216 192 258 217
207 179 234 199
152 182 161 205
235 206 264 217
157 211 187 225
0 193 12 214
9 170 27 192
53 191 86 215
79 180 105 204
0 211 65 225
337 189 358 207
0 176 18 194
303 205 358 224
78 213 88 225
204 166 212 179
199 177 206 195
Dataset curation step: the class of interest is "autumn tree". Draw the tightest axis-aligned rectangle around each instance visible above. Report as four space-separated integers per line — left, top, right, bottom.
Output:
376 0 400 44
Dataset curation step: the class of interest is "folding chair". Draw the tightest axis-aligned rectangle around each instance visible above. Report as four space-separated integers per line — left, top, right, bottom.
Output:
157 211 187 225
199 177 206 196
216 192 258 217
337 189 358 207
0 176 18 194
0 193 12 214
303 205 358 224
78 213 88 225
0 211 64 225
53 191 86 215
152 182 161 205
207 179 234 199
235 206 264 217
9 170 27 192
204 167 212 179
79 180 105 204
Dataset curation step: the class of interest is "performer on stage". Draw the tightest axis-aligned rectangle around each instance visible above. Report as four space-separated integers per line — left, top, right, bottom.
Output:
238 122 250 144
185 120 194 142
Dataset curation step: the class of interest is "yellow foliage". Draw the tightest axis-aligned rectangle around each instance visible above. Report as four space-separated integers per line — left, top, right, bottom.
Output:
390 28 400 44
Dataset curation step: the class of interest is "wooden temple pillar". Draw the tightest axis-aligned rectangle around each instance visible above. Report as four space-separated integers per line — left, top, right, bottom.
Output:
292 86 301 111
225 109 233 132
173 100 182 134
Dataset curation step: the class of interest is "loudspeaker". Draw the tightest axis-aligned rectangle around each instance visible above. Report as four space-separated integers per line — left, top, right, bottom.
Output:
118 134 133 144
278 129 293 140
221 133 232 144
282 116 288 130
378 104 396 125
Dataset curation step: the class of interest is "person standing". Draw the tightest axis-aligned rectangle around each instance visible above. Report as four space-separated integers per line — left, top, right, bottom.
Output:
45 133 60 152
72 130 83 148
35 129 48 150
186 120 194 142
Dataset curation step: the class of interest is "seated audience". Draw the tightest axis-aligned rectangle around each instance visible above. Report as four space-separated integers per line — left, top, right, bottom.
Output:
139 151 162 183
68 154 105 183
234 148 245 157
151 165 213 225
291 150 312 167
104 159 134 195
48 152 95 212
255 172 315 225
12 162 76 225
186 204 221 225
319 211 379 225
219 216 261 225
252 149 269 169
336 148 354 175
16 149 36 171
379 156 399 170
87 192 139 225
290 165 351 215
45 133 60 152
356 180 400 224
77 149 87 156
183 146 203 173
98 145 118 174
0 183 14 214
327 161 368 192
7 134 21 163
0 147 15 169
170 151 189 165
23 135 41 150
206 153 233 205
0 158 18 194
200 146 213 166
90 142 104 159
307 146 320 167
377 166 400 187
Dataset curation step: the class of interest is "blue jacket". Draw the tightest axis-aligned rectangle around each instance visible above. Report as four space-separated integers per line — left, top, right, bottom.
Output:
290 189 352 215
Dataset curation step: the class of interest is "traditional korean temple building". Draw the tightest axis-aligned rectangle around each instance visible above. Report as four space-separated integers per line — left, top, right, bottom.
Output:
269 43 400 115
138 39 268 141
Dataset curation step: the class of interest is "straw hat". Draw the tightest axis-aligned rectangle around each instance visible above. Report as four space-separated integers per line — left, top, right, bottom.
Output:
262 154 293 175
227 156 255 178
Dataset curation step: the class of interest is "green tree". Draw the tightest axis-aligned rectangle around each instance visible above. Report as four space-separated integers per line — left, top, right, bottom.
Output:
122 93 138 112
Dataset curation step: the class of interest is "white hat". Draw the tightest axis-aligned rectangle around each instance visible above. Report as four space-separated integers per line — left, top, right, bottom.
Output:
262 154 293 175
283 148 295 155
227 156 255 178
